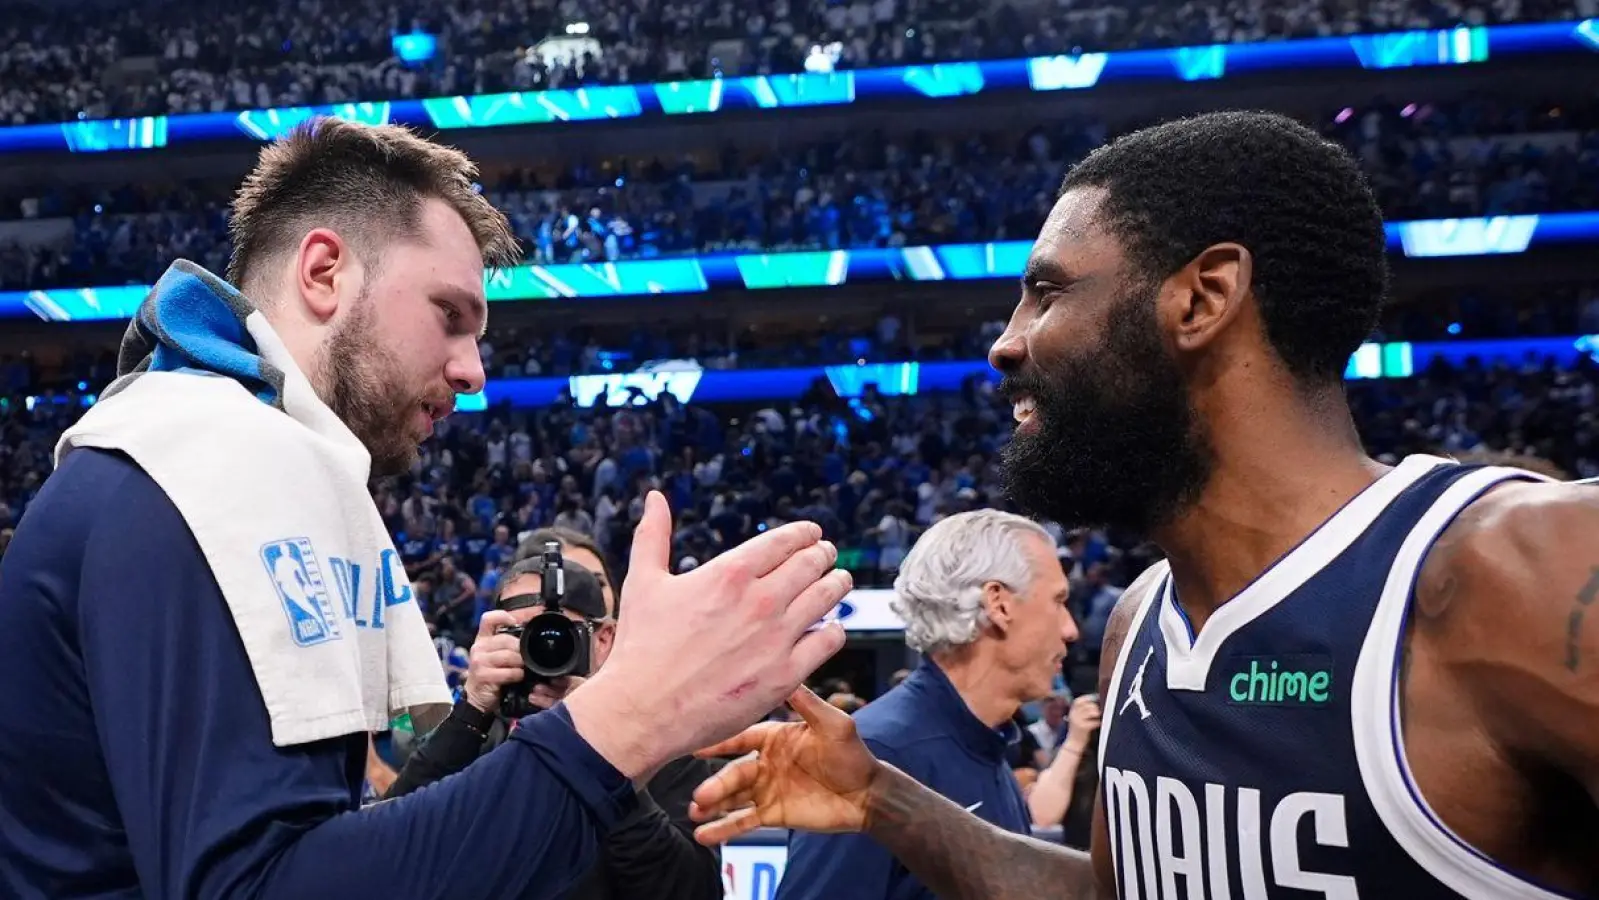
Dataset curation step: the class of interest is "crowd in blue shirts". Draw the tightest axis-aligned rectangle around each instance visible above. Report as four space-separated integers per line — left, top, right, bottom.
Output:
3 96 1596 290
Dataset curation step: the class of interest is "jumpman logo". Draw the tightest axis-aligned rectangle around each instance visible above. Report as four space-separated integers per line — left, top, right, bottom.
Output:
1121 647 1155 721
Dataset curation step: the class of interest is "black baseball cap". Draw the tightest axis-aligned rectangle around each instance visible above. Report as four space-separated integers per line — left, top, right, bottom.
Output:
496 561 609 620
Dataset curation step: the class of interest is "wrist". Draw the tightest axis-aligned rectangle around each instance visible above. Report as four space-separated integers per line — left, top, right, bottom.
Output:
451 697 496 735
561 670 665 780
861 759 900 835
465 689 498 715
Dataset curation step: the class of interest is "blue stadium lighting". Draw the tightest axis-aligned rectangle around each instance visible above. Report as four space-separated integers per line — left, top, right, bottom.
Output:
8 211 1599 323
443 333 1599 412
391 33 439 65
0 19 1591 156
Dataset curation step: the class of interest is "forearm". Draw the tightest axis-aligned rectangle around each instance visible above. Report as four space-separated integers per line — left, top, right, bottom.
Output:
864 763 1103 900
259 709 631 898
603 791 723 900
387 699 494 799
1027 747 1086 828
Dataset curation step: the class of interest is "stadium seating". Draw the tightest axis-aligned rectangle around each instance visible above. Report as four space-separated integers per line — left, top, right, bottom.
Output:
0 0 1582 124
2 97 1596 291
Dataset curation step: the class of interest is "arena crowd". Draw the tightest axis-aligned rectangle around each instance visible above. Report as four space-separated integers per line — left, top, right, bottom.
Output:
2 97 1596 291
0 0 1588 125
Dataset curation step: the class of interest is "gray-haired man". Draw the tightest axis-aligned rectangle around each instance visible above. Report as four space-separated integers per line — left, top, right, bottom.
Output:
774 509 1080 900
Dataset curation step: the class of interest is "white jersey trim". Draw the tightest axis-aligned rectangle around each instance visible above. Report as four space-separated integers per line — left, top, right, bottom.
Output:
1096 559 1167 900
1098 559 1168 777
1351 465 1573 900
1158 454 1449 691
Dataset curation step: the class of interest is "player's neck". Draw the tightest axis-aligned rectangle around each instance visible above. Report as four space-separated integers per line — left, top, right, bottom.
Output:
931 649 1024 729
1151 387 1381 632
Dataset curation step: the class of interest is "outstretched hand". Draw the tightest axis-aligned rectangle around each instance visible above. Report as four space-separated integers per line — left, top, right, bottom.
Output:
564 492 851 779
688 686 881 845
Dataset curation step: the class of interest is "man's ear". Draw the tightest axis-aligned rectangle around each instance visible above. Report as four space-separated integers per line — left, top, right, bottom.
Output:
1161 242 1253 357
294 227 359 323
982 580 1014 634
593 620 616 657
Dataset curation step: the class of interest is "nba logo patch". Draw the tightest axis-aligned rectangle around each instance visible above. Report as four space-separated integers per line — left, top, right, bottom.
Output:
260 538 343 646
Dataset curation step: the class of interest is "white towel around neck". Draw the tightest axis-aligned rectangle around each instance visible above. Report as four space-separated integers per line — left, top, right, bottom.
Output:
57 311 451 747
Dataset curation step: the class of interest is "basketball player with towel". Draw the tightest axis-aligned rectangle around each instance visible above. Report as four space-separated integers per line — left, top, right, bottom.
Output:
688 111 1599 898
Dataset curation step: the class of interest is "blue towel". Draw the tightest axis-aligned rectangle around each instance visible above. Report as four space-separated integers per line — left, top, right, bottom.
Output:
106 259 285 408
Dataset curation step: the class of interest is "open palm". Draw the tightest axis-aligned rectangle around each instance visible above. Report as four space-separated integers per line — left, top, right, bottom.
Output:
689 686 880 845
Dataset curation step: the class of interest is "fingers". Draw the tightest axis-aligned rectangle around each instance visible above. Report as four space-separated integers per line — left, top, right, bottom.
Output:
473 632 520 655
693 806 763 846
625 491 671 588
783 568 853 636
691 755 761 816
761 540 840 617
528 684 560 710
477 610 516 637
689 783 755 821
787 682 850 738
720 519 823 580
477 648 524 672
786 624 847 699
694 721 782 760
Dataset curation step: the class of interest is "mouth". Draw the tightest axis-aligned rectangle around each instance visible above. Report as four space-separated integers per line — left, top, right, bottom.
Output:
1012 395 1037 426
421 399 451 424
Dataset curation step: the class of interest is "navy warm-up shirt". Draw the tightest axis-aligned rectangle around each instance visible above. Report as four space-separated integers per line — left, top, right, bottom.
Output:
0 448 639 899
775 658 1031 900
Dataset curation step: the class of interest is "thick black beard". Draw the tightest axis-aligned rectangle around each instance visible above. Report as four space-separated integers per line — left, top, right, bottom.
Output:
999 284 1212 535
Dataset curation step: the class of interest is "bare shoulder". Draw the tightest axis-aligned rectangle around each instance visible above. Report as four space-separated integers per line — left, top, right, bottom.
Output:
1416 479 1599 759
1417 479 1599 637
1096 560 1168 697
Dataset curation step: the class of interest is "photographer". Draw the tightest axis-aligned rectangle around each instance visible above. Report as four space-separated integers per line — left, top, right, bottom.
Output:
389 535 723 900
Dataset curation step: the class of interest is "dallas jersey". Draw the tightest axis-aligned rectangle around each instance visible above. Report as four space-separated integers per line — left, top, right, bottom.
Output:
1098 455 1572 900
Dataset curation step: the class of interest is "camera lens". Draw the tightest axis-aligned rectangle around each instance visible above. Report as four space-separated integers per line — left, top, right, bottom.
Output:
520 612 579 676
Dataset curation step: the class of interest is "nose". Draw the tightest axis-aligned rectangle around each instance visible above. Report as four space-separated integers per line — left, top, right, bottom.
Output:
445 338 486 395
988 322 1026 374
1060 606 1080 646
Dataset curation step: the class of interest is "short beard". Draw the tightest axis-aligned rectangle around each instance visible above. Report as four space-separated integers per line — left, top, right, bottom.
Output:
315 291 423 479
999 280 1212 535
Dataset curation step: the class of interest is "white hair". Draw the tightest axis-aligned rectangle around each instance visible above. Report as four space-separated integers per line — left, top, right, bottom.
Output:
890 509 1052 655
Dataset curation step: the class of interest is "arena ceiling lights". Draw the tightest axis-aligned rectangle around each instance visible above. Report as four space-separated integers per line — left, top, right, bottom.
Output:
0 20 1591 155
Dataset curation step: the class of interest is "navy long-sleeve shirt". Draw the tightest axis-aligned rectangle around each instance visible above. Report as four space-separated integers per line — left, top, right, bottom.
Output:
774 658 1032 900
0 448 639 899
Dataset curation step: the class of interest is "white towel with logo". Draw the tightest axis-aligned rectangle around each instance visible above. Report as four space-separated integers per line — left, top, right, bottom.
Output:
55 260 450 747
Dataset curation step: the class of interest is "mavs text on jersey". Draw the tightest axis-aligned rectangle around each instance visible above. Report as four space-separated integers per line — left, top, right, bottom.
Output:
1097 455 1573 900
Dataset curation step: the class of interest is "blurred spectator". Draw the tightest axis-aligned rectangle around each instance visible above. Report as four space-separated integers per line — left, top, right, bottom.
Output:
4 97 1596 291
1 316 1597 632
0 0 1582 125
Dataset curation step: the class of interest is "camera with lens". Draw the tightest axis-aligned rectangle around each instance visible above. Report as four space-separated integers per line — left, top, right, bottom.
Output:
495 541 605 719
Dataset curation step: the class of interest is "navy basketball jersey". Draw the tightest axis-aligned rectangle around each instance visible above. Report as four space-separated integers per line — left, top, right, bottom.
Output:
1098 455 1572 900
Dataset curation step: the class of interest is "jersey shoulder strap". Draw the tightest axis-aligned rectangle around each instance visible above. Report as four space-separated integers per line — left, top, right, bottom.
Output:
1350 464 1566 900
1096 559 1170 774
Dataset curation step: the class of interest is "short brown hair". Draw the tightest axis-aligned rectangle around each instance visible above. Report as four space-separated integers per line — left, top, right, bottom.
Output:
226 117 520 291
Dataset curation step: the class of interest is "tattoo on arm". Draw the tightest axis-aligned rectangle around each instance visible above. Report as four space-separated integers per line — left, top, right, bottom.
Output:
1563 567 1599 672
864 764 1103 900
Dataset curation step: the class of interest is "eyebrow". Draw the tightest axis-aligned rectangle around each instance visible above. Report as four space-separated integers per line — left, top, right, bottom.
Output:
434 284 489 338
1020 257 1075 290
